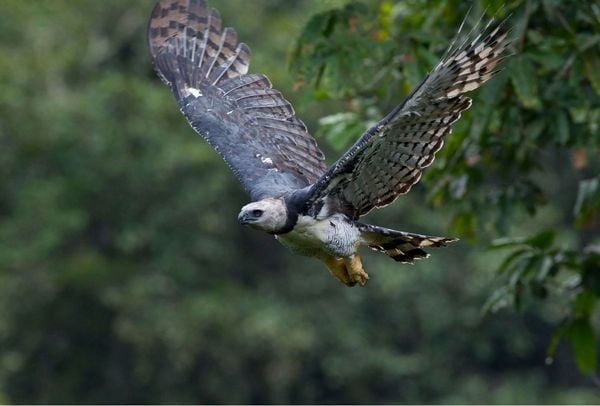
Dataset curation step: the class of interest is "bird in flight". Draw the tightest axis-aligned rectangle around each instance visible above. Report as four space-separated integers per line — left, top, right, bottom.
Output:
147 0 509 286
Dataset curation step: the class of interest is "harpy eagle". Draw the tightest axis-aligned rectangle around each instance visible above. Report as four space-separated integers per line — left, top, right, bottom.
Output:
147 0 509 286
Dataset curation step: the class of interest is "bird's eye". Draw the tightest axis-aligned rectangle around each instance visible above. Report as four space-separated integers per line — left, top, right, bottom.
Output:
252 209 263 218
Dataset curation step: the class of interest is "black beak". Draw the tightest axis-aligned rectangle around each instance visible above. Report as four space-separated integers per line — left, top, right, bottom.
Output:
238 212 250 225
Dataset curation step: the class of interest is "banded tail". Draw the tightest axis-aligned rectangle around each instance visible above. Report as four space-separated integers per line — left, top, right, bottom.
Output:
358 223 457 264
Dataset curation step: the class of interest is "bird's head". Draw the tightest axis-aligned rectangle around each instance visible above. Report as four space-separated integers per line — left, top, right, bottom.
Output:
238 198 289 234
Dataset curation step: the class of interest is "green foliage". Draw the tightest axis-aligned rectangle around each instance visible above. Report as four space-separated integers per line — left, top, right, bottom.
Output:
291 2 374 96
486 231 600 375
575 176 600 227
0 0 599 403
292 0 600 378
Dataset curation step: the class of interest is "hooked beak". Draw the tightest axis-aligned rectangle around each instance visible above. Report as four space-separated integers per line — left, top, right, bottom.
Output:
238 211 251 225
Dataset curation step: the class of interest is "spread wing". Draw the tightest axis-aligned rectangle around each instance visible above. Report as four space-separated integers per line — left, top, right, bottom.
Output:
302 15 510 219
148 0 327 201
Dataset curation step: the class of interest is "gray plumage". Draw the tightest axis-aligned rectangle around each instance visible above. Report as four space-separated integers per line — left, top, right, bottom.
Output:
147 0 510 286
148 0 327 201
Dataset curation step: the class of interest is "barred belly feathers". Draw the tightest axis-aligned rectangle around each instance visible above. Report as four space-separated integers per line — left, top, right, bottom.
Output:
147 0 510 287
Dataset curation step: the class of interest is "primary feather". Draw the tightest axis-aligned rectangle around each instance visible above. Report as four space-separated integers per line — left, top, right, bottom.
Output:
148 0 327 201
302 14 510 219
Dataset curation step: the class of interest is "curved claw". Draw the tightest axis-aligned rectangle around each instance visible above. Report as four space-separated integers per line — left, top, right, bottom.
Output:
322 255 369 287
344 255 369 287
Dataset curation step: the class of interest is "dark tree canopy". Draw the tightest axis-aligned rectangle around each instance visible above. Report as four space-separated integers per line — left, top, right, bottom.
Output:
0 0 598 403
291 0 600 378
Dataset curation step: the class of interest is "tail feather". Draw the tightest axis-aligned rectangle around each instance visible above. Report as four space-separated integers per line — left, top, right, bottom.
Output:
357 223 457 264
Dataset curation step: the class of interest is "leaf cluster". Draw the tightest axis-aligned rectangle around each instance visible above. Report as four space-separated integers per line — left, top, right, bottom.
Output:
292 0 600 376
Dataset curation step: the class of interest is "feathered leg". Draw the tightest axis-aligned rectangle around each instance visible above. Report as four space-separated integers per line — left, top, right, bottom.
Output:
323 256 354 286
323 255 369 287
344 255 369 286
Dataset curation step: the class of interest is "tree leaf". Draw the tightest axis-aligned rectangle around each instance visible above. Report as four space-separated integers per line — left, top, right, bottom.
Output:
509 56 541 110
526 118 546 141
574 177 600 227
449 211 476 241
555 110 570 145
490 236 528 250
574 289 597 319
584 53 600 97
565 318 598 375
495 249 531 275
546 323 568 365
318 112 363 151
483 285 514 313
449 174 468 199
582 254 600 296
526 230 556 251
535 256 556 281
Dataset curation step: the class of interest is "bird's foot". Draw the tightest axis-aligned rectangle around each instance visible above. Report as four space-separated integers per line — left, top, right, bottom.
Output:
323 255 369 287
344 255 369 287
323 256 355 287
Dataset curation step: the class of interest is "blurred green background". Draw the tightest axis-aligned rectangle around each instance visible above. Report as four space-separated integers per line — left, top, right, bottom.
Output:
1 0 599 403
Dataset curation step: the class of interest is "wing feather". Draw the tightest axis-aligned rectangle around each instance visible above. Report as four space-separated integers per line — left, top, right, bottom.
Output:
302 13 510 219
219 74 273 95
148 0 327 200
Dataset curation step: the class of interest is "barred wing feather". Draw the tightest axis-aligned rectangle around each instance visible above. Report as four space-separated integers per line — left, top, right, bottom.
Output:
303 16 510 219
148 0 327 200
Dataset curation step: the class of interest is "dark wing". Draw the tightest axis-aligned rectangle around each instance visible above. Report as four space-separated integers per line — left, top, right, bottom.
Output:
148 0 327 201
301 16 510 219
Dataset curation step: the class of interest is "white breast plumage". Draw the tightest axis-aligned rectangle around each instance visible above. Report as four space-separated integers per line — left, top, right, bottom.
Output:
276 214 361 259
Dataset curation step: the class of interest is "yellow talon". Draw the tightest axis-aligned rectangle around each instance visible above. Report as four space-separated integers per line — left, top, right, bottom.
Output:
323 256 354 286
322 255 369 287
344 255 369 287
